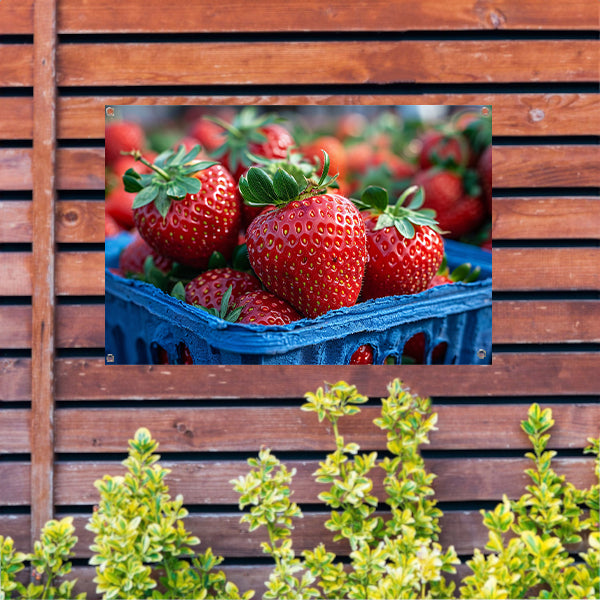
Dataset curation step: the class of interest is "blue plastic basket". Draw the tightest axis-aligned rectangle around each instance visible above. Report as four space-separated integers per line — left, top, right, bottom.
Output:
105 235 492 365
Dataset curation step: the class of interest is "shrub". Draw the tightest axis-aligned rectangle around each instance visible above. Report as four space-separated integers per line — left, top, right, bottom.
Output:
1 379 598 599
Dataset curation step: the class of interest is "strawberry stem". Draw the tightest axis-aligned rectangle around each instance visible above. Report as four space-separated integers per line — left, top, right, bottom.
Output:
124 149 171 181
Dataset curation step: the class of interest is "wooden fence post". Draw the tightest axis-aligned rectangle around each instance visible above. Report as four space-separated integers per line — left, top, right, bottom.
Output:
31 0 58 548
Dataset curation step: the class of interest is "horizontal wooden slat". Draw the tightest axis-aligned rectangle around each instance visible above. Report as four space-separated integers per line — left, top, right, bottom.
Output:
56 148 105 190
52 93 600 139
0 149 32 190
493 301 600 344
493 145 599 188
3 354 600 403
0 200 104 243
0 305 105 349
492 248 600 291
492 197 600 240
49 456 596 505
0 99 33 139
0 252 104 296
0 45 33 86
0 410 30 453
4 0 598 34
57 41 598 86
53 404 599 453
56 200 105 242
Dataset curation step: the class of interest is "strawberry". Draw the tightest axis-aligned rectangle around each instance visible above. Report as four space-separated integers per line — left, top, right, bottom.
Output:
412 167 486 239
301 135 348 192
478 145 492 214
206 107 295 180
237 289 302 325
106 187 136 230
123 145 242 269
185 268 261 311
118 233 174 276
239 152 368 318
189 117 227 153
105 120 146 167
349 344 374 365
355 186 444 301
418 128 470 170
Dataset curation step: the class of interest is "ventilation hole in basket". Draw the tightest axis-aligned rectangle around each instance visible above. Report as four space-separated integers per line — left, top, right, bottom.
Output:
348 344 374 365
383 354 398 365
401 332 427 365
431 342 448 364
150 342 169 365
177 342 194 365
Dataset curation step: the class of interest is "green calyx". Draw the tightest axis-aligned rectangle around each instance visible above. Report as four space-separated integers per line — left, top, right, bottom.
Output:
435 255 481 283
207 107 286 174
355 185 444 239
195 285 243 323
239 150 338 208
122 144 217 219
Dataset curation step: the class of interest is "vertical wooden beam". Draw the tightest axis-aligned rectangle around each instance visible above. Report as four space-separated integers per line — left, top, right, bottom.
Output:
31 0 57 546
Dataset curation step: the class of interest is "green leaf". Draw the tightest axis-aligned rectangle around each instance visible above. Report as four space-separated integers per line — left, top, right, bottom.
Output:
176 175 201 195
405 186 425 211
273 168 300 202
122 168 144 193
245 167 279 205
154 188 171 219
166 181 187 198
181 160 218 175
361 186 389 213
132 184 160 209
208 251 227 269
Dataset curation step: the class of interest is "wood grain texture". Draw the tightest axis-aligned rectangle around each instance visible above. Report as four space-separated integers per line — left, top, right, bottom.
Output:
0 45 33 86
0 410 30 453
0 305 105 349
492 197 600 240
0 99 33 139
54 93 600 139
493 301 600 344
58 0 600 32
48 456 595 506
0 252 104 296
5 0 598 34
3 354 600 402
492 248 600 291
52 404 599 453
31 0 58 545
493 145 600 188
57 41 599 86
0 149 32 190
0 201 105 243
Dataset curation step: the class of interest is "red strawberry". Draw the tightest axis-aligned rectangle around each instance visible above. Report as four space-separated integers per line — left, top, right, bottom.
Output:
412 167 486 239
239 153 368 318
349 344 374 365
189 117 227 153
478 145 492 214
118 233 174 276
185 268 261 310
105 120 146 167
105 213 123 237
207 107 295 180
356 186 444 301
106 187 136 230
124 145 242 269
237 289 302 325
418 129 470 169
301 135 348 191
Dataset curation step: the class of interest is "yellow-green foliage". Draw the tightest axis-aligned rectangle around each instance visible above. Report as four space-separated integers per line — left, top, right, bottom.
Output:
1 380 598 600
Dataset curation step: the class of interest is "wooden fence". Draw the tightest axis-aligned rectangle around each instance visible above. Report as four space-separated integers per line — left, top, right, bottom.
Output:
1 0 598 596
